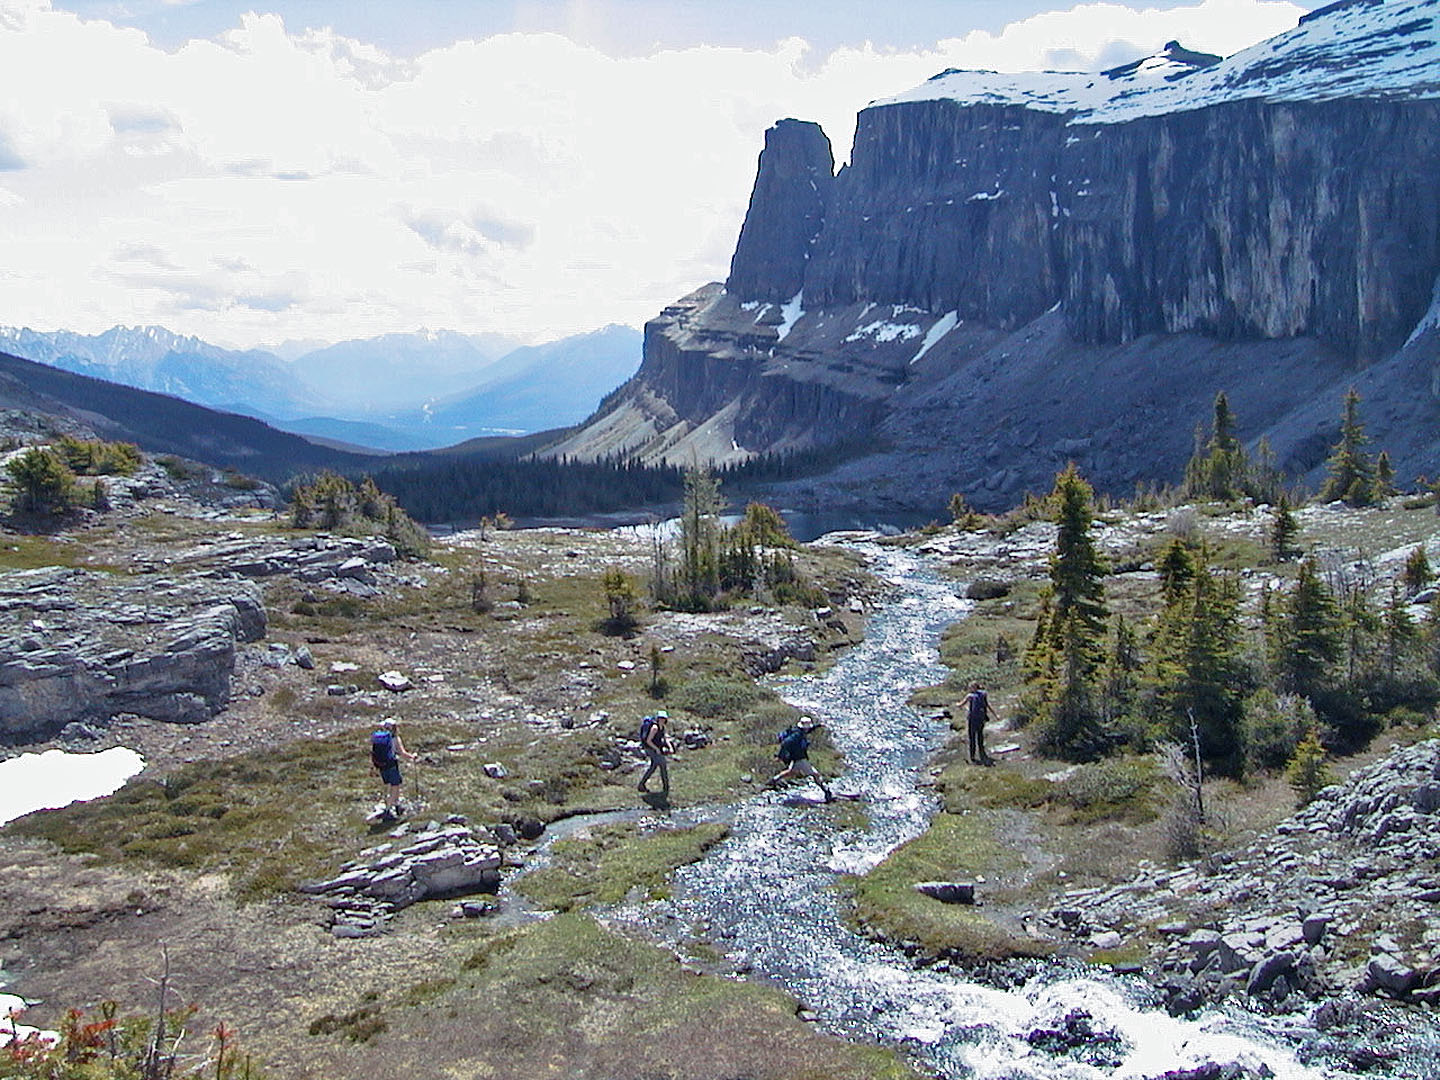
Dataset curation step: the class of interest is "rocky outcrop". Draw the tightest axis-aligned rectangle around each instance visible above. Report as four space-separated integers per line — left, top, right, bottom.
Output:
727 119 834 304
170 534 397 595
300 817 505 938
1040 740 1440 1013
0 568 266 737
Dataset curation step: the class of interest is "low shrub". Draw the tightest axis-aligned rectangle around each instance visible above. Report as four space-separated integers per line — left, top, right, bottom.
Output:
672 675 768 718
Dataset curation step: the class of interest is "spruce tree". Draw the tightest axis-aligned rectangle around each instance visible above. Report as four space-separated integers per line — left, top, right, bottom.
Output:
1381 581 1420 682
1269 496 1301 562
677 465 722 609
1101 614 1141 724
1276 558 1342 703
1286 727 1335 808
1403 545 1432 596
1375 451 1396 499
1320 388 1377 506
1183 391 1250 500
1036 464 1110 759
1145 561 1246 776
1158 537 1198 605
1050 464 1108 639
6 447 75 515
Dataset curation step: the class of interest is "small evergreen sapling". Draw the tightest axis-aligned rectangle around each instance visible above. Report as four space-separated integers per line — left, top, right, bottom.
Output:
1269 496 1301 562
1285 727 1335 808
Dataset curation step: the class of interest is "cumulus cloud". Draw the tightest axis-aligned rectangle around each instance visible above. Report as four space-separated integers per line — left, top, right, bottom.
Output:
0 0 1308 345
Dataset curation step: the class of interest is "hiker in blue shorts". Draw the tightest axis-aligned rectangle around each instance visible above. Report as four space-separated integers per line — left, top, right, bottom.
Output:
371 717 418 820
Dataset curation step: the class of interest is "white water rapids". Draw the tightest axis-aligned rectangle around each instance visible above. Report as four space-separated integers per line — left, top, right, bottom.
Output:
614 541 1338 1079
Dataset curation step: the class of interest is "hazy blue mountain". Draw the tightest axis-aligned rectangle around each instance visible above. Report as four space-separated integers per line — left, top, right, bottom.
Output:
294 329 523 412
386 325 643 447
0 347 370 479
3 323 641 453
0 325 325 420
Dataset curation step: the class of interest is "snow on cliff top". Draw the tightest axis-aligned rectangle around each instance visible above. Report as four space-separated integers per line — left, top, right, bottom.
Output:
874 0 1440 123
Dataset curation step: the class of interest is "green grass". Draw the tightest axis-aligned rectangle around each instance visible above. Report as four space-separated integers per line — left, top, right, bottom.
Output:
935 755 1161 826
848 813 1050 961
512 821 730 911
3 736 371 899
0 535 116 571
362 913 922 1080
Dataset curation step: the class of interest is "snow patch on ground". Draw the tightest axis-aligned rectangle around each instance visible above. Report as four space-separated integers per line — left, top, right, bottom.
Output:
0 994 57 1049
0 747 145 826
845 320 923 344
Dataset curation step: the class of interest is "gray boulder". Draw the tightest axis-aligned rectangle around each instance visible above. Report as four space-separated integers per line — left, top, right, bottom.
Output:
1366 954 1420 997
915 881 975 905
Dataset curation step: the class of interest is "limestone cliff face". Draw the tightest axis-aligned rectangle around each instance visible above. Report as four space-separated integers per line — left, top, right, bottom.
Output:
1061 99 1440 360
558 2 1440 509
804 101 1068 330
726 119 834 304
797 92 1440 362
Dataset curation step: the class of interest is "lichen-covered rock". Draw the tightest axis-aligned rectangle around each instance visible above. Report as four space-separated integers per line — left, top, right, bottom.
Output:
301 823 505 938
0 568 265 738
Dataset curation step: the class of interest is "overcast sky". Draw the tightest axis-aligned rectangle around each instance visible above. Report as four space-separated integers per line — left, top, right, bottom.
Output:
1 0 1321 350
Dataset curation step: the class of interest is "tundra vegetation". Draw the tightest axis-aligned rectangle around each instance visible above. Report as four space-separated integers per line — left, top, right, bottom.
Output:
862 388 1437 964
2 392 1437 1077
0 444 893 1080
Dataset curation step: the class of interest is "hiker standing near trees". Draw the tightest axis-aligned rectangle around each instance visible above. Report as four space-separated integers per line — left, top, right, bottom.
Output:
371 717 417 821
638 709 671 799
769 716 834 802
965 681 994 765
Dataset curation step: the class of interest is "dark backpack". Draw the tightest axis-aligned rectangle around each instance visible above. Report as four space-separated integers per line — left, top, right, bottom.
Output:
776 725 807 763
371 729 397 768
638 716 655 744
968 690 988 724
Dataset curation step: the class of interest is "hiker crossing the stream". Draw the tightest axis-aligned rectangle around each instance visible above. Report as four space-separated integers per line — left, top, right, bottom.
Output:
768 716 834 803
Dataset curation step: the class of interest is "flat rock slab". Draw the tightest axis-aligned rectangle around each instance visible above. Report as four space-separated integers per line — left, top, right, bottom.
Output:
0 567 265 738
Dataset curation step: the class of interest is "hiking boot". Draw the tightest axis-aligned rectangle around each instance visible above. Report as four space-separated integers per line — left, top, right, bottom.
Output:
637 782 649 793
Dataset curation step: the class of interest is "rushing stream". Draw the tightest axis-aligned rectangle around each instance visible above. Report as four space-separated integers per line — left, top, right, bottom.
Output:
615 541 1335 1079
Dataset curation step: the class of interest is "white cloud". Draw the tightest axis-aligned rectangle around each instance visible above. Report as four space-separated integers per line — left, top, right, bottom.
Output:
0 0 1307 346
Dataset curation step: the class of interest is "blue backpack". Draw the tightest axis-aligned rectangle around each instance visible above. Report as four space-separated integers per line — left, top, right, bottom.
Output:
371 729 397 768
776 726 807 763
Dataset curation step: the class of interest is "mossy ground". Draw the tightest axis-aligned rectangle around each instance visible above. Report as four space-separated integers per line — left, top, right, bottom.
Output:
512 821 731 910
0 512 902 1080
854 496 1440 966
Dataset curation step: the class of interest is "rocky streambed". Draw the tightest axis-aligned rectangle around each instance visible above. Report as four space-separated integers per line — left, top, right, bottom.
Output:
603 539 1440 1079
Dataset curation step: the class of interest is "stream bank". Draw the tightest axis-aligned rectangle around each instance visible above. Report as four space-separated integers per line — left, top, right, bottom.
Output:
598 539 1435 1079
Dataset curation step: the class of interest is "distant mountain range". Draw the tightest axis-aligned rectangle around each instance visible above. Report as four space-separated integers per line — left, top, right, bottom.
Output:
0 348 367 481
0 323 642 453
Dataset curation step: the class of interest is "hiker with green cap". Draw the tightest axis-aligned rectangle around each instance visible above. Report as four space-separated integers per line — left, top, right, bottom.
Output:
637 710 670 799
